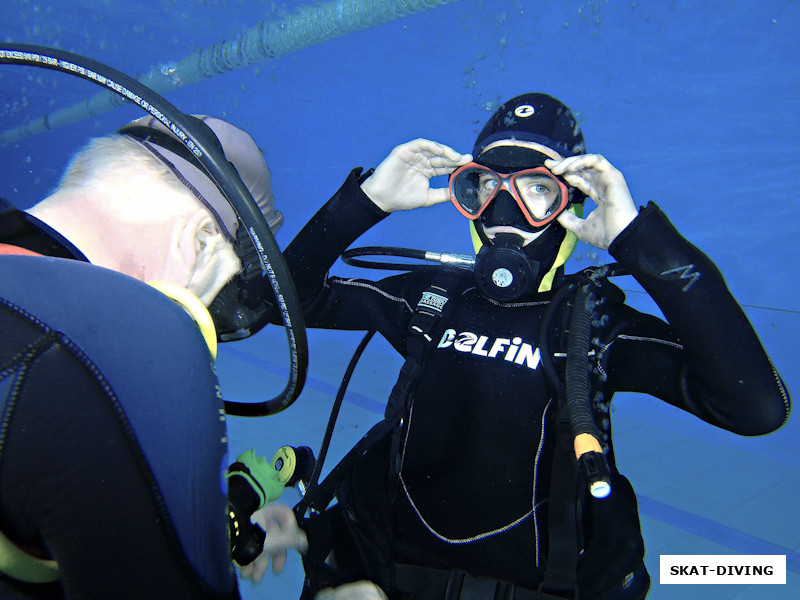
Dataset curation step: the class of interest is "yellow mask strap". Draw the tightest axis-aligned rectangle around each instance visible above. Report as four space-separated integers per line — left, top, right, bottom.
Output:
147 281 218 361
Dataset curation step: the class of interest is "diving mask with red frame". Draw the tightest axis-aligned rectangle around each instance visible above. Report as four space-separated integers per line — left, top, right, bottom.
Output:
449 162 570 230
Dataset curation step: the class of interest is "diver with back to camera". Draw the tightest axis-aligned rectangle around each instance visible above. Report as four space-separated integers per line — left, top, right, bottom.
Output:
272 93 790 600
0 112 307 599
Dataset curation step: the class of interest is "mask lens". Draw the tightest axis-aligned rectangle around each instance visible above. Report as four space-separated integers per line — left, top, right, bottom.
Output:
450 166 500 219
451 163 569 228
511 168 569 226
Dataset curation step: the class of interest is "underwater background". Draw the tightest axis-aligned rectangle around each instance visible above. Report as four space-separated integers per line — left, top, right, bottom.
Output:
2 1 798 598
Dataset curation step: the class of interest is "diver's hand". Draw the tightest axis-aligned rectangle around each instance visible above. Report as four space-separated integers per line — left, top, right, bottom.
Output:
315 581 389 600
237 503 308 583
361 139 472 212
546 154 638 250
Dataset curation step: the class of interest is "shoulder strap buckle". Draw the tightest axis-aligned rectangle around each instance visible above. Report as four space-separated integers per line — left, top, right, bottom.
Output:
408 283 452 342
536 582 580 600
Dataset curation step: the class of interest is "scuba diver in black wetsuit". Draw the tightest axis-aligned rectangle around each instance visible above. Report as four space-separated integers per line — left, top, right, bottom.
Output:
275 93 791 600
0 111 308 599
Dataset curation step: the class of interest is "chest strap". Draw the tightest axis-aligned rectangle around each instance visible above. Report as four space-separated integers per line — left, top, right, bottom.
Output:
386 274 464 478
297 269 465 520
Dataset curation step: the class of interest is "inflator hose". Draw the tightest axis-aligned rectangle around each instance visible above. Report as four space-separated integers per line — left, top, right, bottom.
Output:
565 284 612 498
294 329 376 519
0 43 308 416
565 285 602 440
542 281 611 498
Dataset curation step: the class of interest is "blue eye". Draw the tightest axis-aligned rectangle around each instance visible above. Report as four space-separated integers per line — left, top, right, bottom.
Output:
518 177 556 198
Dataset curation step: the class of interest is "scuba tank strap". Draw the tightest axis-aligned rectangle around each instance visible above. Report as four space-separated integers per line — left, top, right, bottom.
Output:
387 271 466 486
386 273 462 420
536 263 628 600
538 406 581 600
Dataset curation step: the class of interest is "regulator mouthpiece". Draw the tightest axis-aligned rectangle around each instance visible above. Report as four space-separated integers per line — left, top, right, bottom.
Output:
474 233 539 302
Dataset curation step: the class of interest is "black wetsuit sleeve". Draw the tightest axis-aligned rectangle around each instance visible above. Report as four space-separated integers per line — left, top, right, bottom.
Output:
279 169 419 350
282 168 389 301
607 201 790 435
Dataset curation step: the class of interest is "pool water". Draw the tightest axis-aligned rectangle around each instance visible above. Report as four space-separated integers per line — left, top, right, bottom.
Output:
2 1 798 598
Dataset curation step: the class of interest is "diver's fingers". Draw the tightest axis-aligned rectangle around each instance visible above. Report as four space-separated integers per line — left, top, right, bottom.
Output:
238 555 268 584
424 187 452 207
271 549 288 574
238 563 254 580
252 559 269 583
546 154 609 176
261 503 301 534
412 138 472 163
545 157 593 196
426 153 472 172
256 504 308 554
396 139 471 180
547 155 616 201
559 169 597 201
261 526 308 560
418 157 471 182
556 210 584 234
545 156 576 175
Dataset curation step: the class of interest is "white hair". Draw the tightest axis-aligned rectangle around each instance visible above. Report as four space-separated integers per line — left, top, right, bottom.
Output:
57 134 188 195
29 133 243 306
48 134 216 230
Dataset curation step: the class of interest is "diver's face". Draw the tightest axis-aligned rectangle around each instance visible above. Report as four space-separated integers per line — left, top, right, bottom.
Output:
472 140 567 245
514 173 563 220
476 172 561 215
476 171 564 246
480 221 550 246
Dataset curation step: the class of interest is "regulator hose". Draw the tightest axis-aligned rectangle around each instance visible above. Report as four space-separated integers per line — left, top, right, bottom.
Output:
294 329 376 519
0 43 308 416
342 246 474 272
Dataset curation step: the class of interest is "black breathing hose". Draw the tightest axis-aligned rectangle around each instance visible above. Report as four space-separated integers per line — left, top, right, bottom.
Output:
565 285 602 441
294 329 376 519
341 246 475 272
0 43 308 416
539 277 612 498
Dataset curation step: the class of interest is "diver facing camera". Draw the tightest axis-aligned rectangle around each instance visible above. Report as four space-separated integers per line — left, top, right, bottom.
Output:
343 94 588 303
454 94 587 302
451 159 578 301
287 91 789 600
